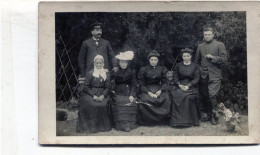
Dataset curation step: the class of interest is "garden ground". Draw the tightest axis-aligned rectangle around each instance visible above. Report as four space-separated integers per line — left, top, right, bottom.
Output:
56 111 248 136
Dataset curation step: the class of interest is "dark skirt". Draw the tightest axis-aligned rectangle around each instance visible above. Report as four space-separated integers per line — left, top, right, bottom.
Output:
111 95 138 131
77 92 112 133
169 86 200 127
137 85 171 125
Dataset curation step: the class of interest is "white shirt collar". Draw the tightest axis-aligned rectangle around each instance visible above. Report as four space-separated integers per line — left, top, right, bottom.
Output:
93 36 99 41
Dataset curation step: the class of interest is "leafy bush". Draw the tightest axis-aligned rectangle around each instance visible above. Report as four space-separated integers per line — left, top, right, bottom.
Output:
218 81 248 114
56 12 247 113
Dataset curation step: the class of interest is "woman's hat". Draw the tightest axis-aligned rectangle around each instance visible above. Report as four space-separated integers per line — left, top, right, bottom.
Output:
115 51 134 60
181 48 193 55
94 55 104 62
148 50 160 59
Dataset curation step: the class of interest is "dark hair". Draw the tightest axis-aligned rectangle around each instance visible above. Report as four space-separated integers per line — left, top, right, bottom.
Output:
203 25 215 34
180 48 193 56
90 22 103 31
148 50 160 59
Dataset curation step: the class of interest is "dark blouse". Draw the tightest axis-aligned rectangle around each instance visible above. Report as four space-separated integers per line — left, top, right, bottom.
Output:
173 62 200 88
138 65 168 93
84 70 111 97
111 67 137 97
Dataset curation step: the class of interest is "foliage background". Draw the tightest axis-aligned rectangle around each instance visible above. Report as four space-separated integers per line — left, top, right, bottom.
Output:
55 12 247 114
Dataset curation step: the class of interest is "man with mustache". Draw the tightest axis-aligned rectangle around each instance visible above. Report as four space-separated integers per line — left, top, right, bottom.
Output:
78 22 119 80
194 26 228 125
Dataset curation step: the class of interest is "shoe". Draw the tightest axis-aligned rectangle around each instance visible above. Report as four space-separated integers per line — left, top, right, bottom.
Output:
210 113 218 125
201 112 210 122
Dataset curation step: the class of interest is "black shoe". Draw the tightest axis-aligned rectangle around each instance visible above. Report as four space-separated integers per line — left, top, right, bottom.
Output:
210 114 218 125
201 112 210 122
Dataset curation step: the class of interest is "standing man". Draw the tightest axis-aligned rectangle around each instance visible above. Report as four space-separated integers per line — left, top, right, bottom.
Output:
78 22 118 79
194 26 228 125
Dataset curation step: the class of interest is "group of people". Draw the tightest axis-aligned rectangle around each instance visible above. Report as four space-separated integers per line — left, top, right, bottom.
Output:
76 22 228 133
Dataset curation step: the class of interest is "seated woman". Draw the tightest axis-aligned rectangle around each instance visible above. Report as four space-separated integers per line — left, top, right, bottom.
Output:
110 51 138 132
137 50 171 125
169 48 200 127
77 55 111 133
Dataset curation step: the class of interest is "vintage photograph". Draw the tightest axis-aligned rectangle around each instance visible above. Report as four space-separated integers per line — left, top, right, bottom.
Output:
55 11 248 136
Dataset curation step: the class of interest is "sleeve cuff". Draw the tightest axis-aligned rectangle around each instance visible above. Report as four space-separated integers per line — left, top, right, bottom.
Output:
102 91 108 97
80 73 86 77
144 89 149 94
130 92 136 97
160 85 167 91
102 86 111 97
88 92 95 97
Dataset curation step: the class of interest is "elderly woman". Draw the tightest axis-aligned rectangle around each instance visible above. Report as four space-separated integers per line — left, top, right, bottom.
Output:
77 55 111 133
110 51 138 132
169 48 200 127
137 50 171 125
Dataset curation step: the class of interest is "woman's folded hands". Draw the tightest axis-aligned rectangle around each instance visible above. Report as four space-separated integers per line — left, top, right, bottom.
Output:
178 84 189 91
93 95 105 102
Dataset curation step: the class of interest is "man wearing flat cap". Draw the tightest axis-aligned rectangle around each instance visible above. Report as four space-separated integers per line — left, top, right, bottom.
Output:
78 22 118 80
194 26 228 125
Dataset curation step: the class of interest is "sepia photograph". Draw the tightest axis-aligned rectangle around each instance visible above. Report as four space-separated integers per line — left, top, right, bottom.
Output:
38 1 260 144
3 1 260 154
55 12 248 136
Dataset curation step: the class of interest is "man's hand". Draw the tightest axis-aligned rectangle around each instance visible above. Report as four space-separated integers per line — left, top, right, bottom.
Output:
205 54 214 60
93 95 99 101
98 95 104 102
155 90 162 97
129 96 135 103
112 67 119 72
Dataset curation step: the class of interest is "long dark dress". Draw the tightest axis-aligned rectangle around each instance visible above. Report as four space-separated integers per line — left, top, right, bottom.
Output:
137 65 171 125
110 67 138 131
77 70 111 133
169 62 200 127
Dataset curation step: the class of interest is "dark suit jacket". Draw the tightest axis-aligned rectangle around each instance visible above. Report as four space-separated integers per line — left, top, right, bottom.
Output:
78 37 118 76
194 39 228 81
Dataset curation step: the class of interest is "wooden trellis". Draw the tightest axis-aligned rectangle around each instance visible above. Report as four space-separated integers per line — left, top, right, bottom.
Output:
56 34 81 102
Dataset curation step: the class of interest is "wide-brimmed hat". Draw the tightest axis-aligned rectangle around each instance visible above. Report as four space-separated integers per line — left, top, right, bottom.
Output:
115 51 134 61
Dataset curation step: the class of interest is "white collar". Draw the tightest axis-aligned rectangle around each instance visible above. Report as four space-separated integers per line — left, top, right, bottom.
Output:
92 36 99 41
183 61 191 66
